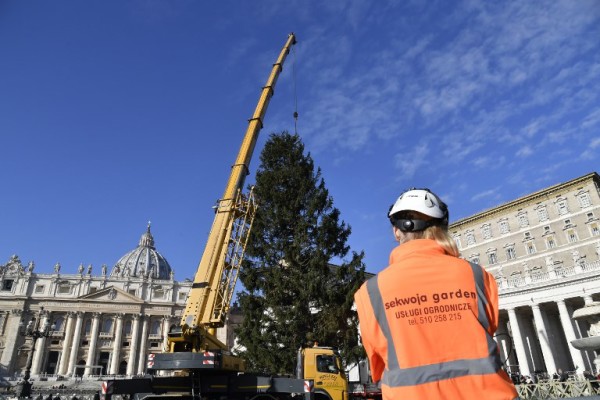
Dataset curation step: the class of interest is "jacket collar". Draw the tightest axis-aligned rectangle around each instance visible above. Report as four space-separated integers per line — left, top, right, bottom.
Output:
389 239 446 264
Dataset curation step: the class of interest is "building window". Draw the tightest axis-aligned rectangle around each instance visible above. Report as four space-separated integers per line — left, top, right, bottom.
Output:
34 285 45 294
566 229 578 243
102 319 113 333
128 289 136 296
57 284 72 294
84 320 92 335
481 224 492 240
54 317 64 331
526 243 537 255
1 280 14 291
536 206 549 222
178 292 188 301
506 246 517 260
578 192 592 208
591 223 600 236
564 219 573 228
488 251 498 265
557 198 569 215
453 234 462 249
151 321 162 335
470 254 480 265
524 232 533 240
153 289 165 299
499 220 510 234
546 236 557 249
123 321 132 336
466 230 476 246
517 212 529 228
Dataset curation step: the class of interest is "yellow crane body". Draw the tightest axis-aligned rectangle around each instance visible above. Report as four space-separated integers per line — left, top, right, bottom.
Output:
168 33 297 358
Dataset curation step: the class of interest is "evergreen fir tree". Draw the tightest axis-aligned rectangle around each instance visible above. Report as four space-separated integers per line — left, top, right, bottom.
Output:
236 132 366 374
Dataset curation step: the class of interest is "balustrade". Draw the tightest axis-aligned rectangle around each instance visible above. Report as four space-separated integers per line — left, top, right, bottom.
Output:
498 260 600 292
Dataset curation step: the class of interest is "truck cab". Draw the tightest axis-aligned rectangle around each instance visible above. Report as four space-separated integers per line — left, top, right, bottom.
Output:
298 346 348 400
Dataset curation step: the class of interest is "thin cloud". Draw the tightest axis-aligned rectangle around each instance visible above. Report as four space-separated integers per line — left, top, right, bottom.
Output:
582 108 600 130
471 189 498 202
516 146 533 158
393 142 429 179
288 0 599 199
582 137 600 160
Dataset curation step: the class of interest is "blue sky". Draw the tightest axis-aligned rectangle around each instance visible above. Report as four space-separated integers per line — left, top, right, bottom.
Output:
1 0 599 281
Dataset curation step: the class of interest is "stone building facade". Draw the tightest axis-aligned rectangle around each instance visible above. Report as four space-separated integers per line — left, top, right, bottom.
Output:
0 225 194 378
449 172 600 377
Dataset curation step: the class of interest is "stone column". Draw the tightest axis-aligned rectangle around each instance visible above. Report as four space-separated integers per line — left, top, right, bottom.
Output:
0 310 23 375
67 312 84 376
507 308 531 376
30 311 51 376
495 318 517 373
84 313 101 376
162 316 171 352
531 304 557 374
557 300 586 371
58 312 75 375
109 314 124 375
137 316 150 375
127 315 141 375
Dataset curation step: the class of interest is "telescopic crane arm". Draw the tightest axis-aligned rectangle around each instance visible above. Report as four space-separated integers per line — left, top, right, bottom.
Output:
170 33 297 353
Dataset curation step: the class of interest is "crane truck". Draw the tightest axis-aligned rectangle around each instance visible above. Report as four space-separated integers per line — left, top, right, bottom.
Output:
100 33 361 400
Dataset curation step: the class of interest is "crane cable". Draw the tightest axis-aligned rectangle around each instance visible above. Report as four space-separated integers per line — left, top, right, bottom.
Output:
292 42 299 135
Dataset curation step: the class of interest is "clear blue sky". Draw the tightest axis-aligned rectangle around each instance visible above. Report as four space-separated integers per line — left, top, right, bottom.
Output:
1 1 599 281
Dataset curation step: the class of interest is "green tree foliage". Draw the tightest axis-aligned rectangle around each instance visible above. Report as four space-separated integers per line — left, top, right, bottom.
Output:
236 132 366 374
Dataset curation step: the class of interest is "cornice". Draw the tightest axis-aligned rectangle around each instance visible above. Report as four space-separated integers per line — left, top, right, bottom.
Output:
450 172 599 229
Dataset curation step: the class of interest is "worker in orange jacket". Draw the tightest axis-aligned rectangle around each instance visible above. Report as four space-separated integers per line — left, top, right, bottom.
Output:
354 188 518 400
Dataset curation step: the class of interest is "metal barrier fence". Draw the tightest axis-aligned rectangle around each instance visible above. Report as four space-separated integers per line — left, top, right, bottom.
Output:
516 379 600 399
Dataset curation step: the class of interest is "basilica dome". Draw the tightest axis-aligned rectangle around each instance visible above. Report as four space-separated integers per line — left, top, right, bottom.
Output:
111 224 173 280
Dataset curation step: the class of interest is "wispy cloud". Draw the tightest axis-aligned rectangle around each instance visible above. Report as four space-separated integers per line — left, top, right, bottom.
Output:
582 137 600 160
282 0 600 201
516 146 533 158
393 141 429 179
472 189 498 202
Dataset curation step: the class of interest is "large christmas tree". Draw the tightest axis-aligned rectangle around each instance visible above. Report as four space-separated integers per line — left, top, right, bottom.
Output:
236 132 366 374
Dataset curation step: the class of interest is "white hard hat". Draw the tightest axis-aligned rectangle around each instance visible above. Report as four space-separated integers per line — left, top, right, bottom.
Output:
389 188 448 223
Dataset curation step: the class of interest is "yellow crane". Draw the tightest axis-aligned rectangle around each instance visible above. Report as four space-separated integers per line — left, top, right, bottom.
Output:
101 33 367 400
167 33 297 363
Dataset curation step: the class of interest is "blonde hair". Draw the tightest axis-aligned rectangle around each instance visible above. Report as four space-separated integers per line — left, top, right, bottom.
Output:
397 225 459 257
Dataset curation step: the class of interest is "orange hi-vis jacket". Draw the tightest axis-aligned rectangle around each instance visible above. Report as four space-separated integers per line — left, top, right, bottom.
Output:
354 239 518 400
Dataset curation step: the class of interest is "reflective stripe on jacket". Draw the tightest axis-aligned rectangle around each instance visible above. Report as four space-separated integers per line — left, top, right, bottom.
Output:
355 239 518 400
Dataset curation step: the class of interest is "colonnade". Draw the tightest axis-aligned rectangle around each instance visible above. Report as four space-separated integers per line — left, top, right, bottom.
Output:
1 310 173 377
496 296 593 377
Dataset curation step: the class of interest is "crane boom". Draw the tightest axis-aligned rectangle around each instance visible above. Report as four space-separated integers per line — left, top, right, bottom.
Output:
171 33 297 353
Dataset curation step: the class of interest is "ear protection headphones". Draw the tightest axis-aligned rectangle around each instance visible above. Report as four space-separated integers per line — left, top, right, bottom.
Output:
394 218 436 232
